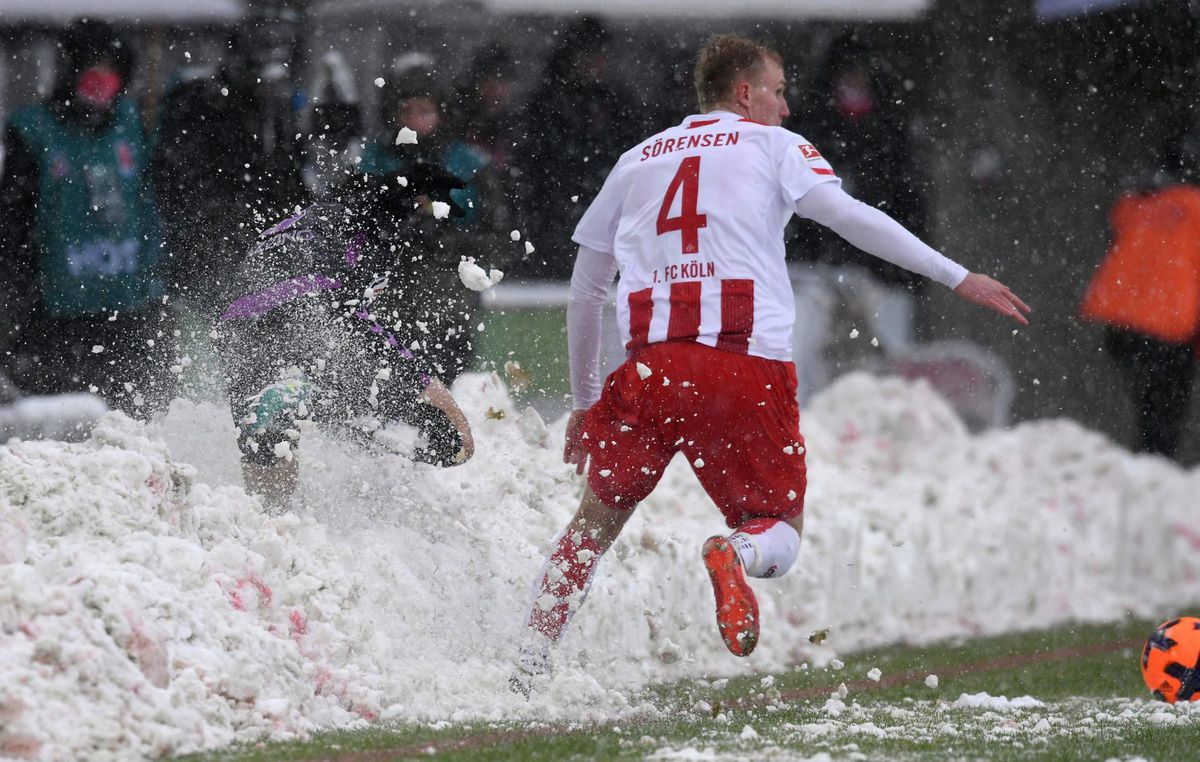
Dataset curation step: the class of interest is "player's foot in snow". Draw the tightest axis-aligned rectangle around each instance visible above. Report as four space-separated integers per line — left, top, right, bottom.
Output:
703 535 759 657
508 671 533 699
509 641 550 699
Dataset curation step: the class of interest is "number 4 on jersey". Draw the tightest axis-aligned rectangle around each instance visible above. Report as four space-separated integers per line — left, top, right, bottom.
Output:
657 156 707 255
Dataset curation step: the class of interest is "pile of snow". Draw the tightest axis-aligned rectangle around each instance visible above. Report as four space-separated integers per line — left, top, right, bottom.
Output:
1 372 1197 758
0 393 107 442
954 693 1043 711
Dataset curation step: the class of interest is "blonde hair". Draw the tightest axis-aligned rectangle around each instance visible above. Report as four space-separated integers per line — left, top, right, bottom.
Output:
694 35 782 111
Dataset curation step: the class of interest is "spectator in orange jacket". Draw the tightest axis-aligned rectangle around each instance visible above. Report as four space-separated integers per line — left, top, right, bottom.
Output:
1080 149 1200 459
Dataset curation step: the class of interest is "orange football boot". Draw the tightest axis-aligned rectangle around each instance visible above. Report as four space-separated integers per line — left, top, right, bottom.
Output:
702 536 759 657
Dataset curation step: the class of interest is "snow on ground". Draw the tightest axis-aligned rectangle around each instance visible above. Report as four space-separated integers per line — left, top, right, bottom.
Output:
643 695 1200 760
0 372 1197 759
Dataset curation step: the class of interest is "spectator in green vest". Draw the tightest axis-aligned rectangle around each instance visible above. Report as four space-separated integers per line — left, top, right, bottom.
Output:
0 19 171 419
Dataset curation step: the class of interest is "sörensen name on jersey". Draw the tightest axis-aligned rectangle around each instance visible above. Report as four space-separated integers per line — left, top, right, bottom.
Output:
640 132 740 162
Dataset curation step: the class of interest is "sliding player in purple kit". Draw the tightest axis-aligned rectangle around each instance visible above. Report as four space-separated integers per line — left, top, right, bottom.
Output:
215 167 476 512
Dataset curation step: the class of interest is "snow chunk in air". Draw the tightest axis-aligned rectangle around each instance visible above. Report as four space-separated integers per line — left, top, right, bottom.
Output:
457 257 504 291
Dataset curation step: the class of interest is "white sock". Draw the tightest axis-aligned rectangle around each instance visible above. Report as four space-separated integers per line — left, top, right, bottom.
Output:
728 518 801 578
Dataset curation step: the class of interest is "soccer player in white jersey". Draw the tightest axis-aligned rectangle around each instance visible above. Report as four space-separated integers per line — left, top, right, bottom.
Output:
512 35 1029 693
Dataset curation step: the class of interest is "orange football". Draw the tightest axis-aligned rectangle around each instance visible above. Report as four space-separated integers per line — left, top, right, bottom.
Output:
1141 617 1200 704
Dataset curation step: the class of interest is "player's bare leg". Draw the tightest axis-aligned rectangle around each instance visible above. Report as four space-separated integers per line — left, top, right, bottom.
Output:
512 484 635 696
787 511 805 537
703 511 804 657
566 483 636 545
242 459 298 514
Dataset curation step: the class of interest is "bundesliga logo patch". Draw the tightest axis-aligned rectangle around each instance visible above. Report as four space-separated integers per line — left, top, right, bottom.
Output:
798 144 836 176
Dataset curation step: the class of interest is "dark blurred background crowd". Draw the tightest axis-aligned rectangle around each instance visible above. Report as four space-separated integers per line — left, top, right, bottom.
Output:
1 0 1198 462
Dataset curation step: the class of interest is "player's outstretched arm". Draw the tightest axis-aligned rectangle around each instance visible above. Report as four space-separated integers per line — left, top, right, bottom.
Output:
953 273 1031 325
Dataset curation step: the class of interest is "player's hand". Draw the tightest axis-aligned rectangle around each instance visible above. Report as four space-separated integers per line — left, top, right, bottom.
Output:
563 409 589 476
420 379 474 465
953 273 1031 325
453 426 475 464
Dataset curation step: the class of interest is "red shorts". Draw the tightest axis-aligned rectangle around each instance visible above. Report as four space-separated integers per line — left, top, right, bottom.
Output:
582 341 806 528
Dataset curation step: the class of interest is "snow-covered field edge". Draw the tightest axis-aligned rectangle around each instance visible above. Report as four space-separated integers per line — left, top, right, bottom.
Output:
0 372 1195 760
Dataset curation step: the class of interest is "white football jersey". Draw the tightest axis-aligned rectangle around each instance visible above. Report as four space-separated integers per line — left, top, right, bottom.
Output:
573 110 839 361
